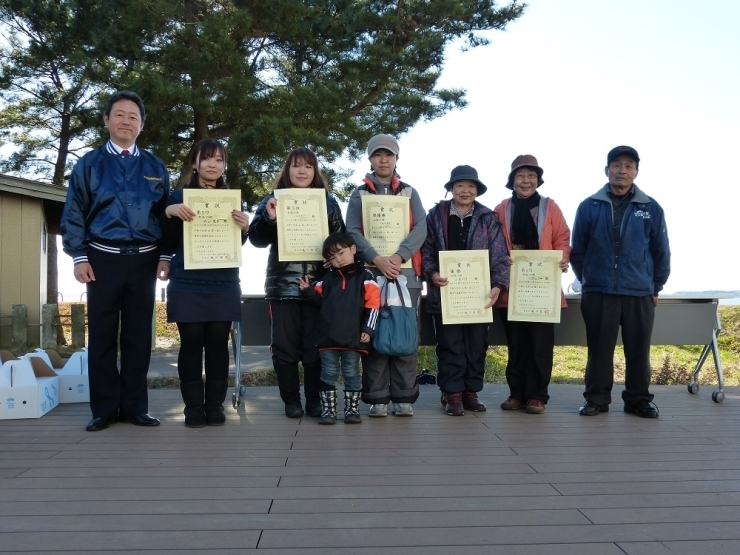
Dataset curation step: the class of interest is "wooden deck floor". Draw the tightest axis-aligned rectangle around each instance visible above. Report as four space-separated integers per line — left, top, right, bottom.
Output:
1 384 739 554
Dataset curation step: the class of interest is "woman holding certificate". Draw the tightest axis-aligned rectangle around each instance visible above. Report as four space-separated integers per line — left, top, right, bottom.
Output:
422 165 510 416
248 148 345 419
346 134 428 418
160 139 250 427
493 155 571 414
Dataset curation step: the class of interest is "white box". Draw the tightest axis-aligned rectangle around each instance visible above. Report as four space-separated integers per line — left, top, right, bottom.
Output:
54 351 89 403
29 348 68 370
27 349 89 403
0 358 60 419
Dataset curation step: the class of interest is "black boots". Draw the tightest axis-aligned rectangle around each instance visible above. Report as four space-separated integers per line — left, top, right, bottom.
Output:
302 363 323 417
319 390 338 425
319 389 362 425
274 362 323 418
274 364 304 418
204 380 228 426
343 390 362 424
180 380 228 427
180 381 206 428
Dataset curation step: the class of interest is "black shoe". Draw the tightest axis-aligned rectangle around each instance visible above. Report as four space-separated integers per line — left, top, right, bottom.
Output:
624 401 659 418
284 402 304 418
579 400 609 416
120 413 161 426
86 416 116 431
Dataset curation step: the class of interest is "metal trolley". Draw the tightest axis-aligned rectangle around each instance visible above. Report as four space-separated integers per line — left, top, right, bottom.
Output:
687 310 725 403
230 321 247 408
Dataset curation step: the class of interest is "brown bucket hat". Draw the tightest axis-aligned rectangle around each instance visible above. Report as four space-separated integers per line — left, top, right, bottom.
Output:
506 154 544 189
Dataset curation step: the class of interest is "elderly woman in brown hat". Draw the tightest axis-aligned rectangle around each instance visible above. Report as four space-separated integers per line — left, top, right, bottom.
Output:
493 155 571 414
421 165 509 416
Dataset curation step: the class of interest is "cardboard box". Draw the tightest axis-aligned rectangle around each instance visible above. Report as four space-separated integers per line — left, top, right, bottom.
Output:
0 357 60 419
26 350 89 404
0 350 17 365
30 348 68 369
55 351 89 403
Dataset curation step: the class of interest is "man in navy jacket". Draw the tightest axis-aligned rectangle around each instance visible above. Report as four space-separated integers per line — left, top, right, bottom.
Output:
571 146 670 418
61 91 170 431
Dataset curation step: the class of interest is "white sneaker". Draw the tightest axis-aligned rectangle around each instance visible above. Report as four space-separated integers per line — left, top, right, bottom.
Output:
368 404 388 417
392 403 414 416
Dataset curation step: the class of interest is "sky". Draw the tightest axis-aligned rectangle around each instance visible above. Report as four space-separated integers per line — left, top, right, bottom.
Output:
56 0 740 301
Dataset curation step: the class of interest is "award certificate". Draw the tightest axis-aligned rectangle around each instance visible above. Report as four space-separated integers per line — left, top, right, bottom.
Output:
183 189 243 270
439 250 493 325
274 188 329 262
508 250 563 323
360 195 411 268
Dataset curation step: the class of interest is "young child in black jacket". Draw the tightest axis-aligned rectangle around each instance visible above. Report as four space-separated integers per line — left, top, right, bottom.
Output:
299 233 380 424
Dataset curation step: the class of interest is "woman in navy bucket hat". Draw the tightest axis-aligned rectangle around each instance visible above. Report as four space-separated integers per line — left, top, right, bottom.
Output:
422 165 509 416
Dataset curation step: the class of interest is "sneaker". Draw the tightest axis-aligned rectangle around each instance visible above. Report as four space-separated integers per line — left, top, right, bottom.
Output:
368 404 388 417
525 399 546 414
500 397 526 411
392 403 414 416
624 401 659 418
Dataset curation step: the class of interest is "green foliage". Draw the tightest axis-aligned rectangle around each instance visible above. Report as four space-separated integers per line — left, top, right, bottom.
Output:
0 0 112 182
1 0 526 204
718 306 740 353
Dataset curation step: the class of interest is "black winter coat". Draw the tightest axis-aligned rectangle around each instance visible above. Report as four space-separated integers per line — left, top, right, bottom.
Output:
248 191 345 300
300 260 380 352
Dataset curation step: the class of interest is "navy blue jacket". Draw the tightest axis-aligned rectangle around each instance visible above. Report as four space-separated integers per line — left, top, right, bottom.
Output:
160 186 246 294
571 184 670 297
61 143 169 264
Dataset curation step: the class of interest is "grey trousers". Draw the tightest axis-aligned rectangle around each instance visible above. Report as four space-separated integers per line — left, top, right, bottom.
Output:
361 288 421 405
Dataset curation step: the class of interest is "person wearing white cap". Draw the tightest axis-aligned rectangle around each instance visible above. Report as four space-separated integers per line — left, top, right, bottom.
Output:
345 134 427 417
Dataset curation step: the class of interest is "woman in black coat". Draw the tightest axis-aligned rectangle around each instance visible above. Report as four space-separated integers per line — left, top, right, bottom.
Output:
248 147 345 418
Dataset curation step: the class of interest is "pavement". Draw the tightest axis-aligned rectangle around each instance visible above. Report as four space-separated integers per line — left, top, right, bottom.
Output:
147 345 273 378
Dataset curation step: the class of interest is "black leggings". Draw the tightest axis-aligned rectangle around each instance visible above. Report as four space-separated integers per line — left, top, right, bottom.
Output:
176 321 232 383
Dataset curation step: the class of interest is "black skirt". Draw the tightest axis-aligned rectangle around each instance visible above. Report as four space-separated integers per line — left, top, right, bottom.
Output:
167 290 242 323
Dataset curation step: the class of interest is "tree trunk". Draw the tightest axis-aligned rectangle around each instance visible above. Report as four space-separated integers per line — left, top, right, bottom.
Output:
49 107 73 345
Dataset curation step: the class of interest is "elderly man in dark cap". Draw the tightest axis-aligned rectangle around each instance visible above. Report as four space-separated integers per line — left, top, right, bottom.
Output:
571 146 671 418
421 165 509 416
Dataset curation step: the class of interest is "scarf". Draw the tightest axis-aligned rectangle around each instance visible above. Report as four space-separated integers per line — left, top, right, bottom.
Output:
511 192 540 250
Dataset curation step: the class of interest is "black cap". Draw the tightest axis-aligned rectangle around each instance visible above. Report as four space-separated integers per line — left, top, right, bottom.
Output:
607 145 640 167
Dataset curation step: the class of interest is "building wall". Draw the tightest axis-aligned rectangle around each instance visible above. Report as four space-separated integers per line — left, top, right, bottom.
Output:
0 191 45 346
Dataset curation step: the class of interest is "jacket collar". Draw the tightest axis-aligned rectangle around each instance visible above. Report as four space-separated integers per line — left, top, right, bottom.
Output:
362 172 402 194
591 183 650 204
331 259 365 277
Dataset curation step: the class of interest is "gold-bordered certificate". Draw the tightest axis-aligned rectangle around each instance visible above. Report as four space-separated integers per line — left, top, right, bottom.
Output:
183 189 242 270
360 195 411 268
439 250 493 325
274 188 329 262
508 250 563 323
